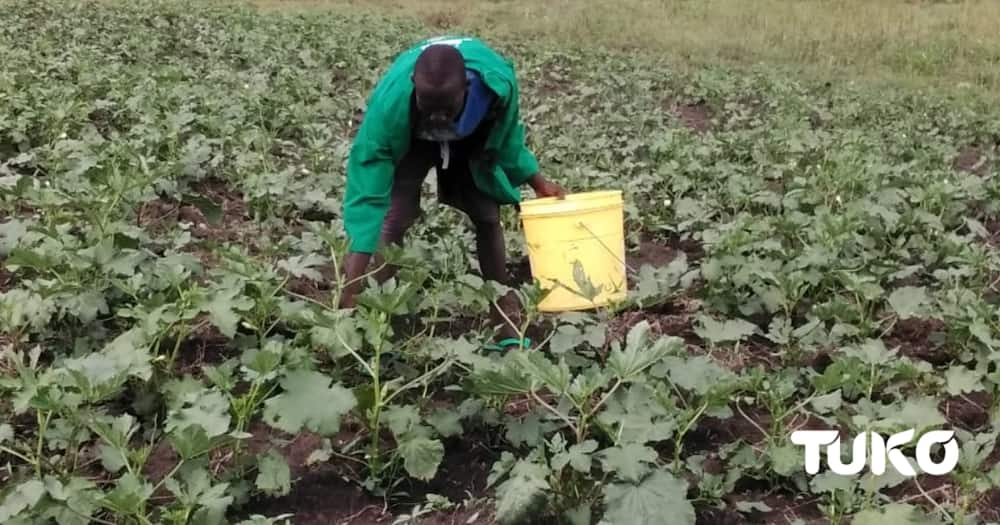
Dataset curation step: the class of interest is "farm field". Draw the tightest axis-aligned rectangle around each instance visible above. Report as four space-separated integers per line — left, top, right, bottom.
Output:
2 1 1000 524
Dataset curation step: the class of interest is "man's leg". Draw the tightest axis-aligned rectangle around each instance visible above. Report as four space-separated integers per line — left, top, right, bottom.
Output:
473 218 522 341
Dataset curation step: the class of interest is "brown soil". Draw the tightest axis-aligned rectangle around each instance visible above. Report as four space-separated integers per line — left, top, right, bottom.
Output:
0 267 13 292
285 262 337 304
138 178 260 253
883 474 955 512
691 340 777 373
173 322 237 376
666 99 713 133
626 239 680 270
885 317 951 366
691 404 772 448
236 427 501 525
984 218 1000 248
507 256 534 287
939 391 993 431
976 488 1000 523
884 473 1000 522
606 293 701 347
953 145 993 176
696 492 826 525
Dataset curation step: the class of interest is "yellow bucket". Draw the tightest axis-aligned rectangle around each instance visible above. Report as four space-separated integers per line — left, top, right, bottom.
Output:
519 190 627 312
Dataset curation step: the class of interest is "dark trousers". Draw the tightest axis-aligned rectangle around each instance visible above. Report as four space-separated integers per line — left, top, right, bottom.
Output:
376 137 520 337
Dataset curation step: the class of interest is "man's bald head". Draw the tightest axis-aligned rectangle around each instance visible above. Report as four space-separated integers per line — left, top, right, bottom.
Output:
412 44 467 125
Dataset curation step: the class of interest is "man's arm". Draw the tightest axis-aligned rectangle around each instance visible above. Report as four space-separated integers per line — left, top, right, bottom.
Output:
339 134 395 308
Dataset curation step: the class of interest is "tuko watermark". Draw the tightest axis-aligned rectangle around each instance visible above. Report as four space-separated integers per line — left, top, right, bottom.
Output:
790 429 960 476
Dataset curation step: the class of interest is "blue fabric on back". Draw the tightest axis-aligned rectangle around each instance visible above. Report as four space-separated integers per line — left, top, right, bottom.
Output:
452 68 495 139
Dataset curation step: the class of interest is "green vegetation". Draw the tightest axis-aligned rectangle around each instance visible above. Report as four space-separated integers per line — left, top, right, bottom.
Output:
2 1 1000 524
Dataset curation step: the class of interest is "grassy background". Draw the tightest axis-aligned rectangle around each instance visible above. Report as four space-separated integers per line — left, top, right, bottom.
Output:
240 0 1000 95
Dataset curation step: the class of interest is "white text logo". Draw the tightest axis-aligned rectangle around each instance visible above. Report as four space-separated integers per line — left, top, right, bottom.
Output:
790 430 959 476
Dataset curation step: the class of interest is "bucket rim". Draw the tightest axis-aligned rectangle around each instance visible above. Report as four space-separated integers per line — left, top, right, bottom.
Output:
519 190 623 217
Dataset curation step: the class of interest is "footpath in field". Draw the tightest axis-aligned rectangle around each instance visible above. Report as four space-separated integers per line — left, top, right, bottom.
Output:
2 1 1000 525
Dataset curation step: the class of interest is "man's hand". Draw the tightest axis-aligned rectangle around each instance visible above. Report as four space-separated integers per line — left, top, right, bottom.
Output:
338 251 372 309
528 174 566 199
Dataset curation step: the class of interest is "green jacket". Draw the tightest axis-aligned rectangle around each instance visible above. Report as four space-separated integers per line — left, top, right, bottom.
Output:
343 36 540 254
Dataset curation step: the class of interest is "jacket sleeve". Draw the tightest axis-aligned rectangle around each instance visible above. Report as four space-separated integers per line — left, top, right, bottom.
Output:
343 129 395 255
489 71 540 187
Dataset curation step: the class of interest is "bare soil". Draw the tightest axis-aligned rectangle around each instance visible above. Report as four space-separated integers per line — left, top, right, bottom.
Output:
886 317 952 366
138 178 262 263
0 267 13 292
172 322 238 376
665 99 714 133
939 390 993 431
234 426 502 525
953 145 994 176
626 239 680 270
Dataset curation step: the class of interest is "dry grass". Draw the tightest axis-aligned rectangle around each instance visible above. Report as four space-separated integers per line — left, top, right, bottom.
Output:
241 0 1000 93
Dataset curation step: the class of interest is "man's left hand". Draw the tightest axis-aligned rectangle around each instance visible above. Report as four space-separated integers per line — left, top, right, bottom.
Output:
529 174 566 199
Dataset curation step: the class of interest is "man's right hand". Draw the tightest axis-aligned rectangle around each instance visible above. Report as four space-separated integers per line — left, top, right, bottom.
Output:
338 251 372 308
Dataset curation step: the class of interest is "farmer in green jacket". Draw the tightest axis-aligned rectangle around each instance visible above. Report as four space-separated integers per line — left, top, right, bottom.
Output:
339 36 565 349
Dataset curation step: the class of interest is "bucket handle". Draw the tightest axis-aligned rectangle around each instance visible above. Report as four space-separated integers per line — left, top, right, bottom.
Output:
576 221 638 276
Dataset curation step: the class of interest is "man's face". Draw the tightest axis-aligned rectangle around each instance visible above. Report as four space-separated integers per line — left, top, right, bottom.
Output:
413 76 467 136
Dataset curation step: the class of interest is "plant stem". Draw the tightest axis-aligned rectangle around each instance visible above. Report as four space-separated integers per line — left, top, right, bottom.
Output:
530 389 579 440
0 445 35 465
673 402 709 471
152 459 185 494
383 357 454 405
585 379 622 422
36 410 51 478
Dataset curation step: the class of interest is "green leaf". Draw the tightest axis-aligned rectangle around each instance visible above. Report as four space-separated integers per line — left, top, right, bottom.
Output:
169 425 215 460
888 286 929 319
516 351 571 393
99 444 127 474
769 444 803 477
810 471 856 494
945 366 983 396
810 390 843 414
602 470 695 525
262 369 356 436
888 396 947 429
851 503 940 525
166 389 231 438
465 366 533 396
277 254 327 282
694 315 757 344
970 319 997 348
0 424 12 444
384 405 421 438
552 439 598 473
600 444 658 483
426 409 463 438
564 503 592 525
101 473 153 516
202 286 255 338
653 354 734 395
42 476 98 525
608 321 679 380
734 501 772 514
596 385 677 444
495 460 550 525
255 451 291 497
0 480 46 522
397 435 445 481
62 327 152 399
0 219 27 256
